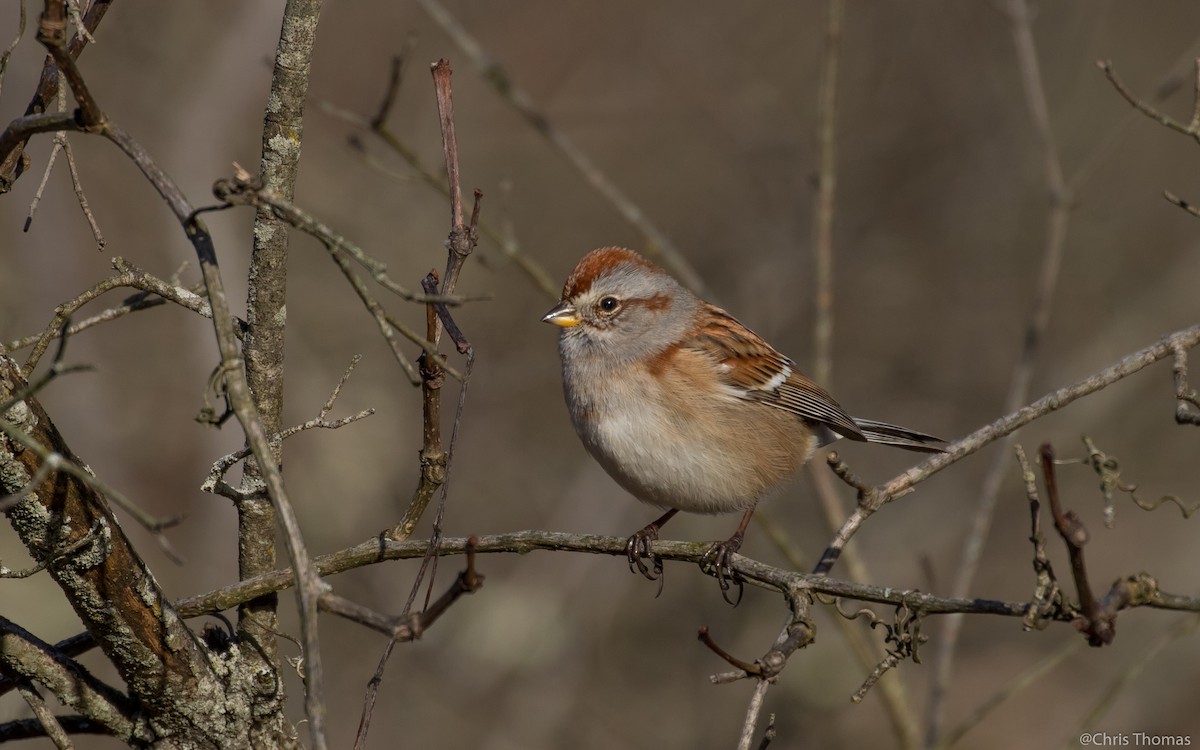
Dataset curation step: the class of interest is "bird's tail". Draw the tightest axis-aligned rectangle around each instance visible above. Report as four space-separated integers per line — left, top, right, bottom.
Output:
851 417 945 453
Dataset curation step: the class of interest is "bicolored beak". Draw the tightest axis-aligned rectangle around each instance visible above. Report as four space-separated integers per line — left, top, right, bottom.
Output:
541 301 581 328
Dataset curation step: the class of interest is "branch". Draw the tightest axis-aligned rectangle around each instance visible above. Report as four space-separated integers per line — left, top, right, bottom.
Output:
322 536 483 640
6 257 215 372
167 530 1200 623
416 0 706 294
211 169 474 306
319 94 560 299
0 716 113 743
1099 59 1200 145
202 356 374 500
0 0 113 193
237 2 328 746
925 0 1073 741
813 324 1200 578
1040 444 1114 646
356 57 481 749
0 356 220 730
18 45 329 749
0 615 142 741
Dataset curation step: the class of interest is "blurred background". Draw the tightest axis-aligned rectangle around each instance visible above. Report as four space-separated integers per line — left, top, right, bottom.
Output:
2 2 1200 748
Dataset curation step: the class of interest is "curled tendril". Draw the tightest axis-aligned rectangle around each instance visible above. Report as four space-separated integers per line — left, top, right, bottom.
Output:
822 595 929 702
1081 436 1198 527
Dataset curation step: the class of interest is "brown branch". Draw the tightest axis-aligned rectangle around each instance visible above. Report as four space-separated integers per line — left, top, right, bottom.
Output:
325 536 483 639
811 0 842 389
925 0 1072 741
236 3 329 744
0 716 111 743
325 103 562 300
698 627 763 676
1099 59 1200 145
0 616 138 741
211 169 471 306
357 58 481 750
35 1 102 128
0 361 213 731
164 530 1200 628
0 0 113 193
432 59 465 233
1039 444 1115 647
10 257 215 373
16 680 73 749
878 324 1200 502
416 0 706 294
1015 444 1066 631
401 78 479 603
202 357 374 500
392 271 447 541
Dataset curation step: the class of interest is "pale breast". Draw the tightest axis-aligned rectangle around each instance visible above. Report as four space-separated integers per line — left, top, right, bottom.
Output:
566 348 814 514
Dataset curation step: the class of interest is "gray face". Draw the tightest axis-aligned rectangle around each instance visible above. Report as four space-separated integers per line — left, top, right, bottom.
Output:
558 262 701 369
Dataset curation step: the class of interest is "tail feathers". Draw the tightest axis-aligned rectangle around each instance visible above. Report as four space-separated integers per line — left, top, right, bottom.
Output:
851 417 945 453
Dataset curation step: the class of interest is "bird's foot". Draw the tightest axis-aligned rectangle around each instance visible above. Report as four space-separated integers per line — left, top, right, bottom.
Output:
700 535 745 606
626 525 670 597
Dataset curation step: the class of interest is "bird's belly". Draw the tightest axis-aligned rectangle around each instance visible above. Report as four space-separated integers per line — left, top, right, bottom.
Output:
576 391 806 515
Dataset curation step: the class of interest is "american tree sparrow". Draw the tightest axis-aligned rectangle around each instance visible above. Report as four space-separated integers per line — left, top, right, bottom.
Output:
543 247 943 595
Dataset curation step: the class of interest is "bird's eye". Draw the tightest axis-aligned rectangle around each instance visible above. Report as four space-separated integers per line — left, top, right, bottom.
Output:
598 296 620 314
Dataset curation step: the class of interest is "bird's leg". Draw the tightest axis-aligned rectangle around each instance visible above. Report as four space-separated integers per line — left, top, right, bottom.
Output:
701 509 753 605
626 508 679 588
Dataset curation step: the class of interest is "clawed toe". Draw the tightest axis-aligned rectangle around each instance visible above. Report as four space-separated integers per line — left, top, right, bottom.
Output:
626 528 665 596
700 538 744 606
625 510 678 595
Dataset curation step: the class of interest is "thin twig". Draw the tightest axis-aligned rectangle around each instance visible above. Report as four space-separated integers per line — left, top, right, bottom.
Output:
698 627 762 675
0 0 27 101
737 679 772 750
1040 444 1113 646
925 1 1071 742
811 0 842 390
1099 59 1200 144
0 0 113 193
398 61 480 610
934 638 1084 750
202 357 374 499
417 0 706 293
1069 616 1200 749
0 616 140 742
320 99 560 299
15 681 73 750
211 169 473 305
14 258 214 373
162 531 1200 636
876 324 1200 502
1015 444 1065 631
351 537 484 748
